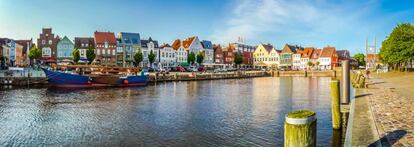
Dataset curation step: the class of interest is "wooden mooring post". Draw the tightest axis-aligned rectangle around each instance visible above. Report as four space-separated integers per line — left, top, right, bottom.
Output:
331 80 341 129
284 110 317 147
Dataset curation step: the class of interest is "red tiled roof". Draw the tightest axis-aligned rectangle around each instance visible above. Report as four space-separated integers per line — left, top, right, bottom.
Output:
94 31 116 44
302 47 315 58
311 49 322 59
320 46 336 58
182 36 195 48
171 39 181 50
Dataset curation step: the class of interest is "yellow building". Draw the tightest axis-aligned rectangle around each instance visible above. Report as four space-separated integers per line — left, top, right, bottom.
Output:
253 44 280 68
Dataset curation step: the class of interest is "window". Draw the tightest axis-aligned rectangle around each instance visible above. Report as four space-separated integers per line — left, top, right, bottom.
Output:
42 40 45 45
103 49 106 55
112 50 116 55
104 42 108 48
49 40 52 44
97 49 100 55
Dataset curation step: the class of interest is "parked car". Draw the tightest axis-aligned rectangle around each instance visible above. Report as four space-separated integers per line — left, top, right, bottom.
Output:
198 66 206 72
186 66 197 72
176 66 186 72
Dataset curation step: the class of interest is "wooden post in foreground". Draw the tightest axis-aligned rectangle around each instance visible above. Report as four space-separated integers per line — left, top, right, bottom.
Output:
342 60 350 104
284 110 317 147
331 80 341 129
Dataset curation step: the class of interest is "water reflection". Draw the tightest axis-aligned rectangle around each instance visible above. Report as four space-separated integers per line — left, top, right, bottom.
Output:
1 77 336 146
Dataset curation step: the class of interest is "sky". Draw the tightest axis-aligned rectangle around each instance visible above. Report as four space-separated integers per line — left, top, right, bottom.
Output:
1 0 414 55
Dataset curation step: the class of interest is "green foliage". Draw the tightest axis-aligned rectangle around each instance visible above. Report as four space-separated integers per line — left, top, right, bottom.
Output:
353 53 366 66
148 50 156 66
28 45 41 60
380 23 414 68
234 51 244 66
86 46 96 64
307 61 313 67
316 61 320 66
188 52 196 65
134 48 143 67
196 52 204 65
72 48 80 63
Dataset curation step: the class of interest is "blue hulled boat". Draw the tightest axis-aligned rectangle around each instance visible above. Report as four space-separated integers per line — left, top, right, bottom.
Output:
42 68 92 88
42 65 148 88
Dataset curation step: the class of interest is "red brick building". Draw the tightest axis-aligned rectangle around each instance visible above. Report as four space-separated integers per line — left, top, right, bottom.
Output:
223 44 234 65
37 28 60 64
213 44 223 64
94 31 117 66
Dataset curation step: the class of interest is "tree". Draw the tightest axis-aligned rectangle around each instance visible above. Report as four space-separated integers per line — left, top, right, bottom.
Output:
134 48 143 67
86 46 96 64
188 52 196 65
316 61 320 70
234 51 244 68
148 50 156 67
307 61 313 69
196 52 204 65
353 53 366 67
28 45 41 65
72 48 80 64
380 23 414 71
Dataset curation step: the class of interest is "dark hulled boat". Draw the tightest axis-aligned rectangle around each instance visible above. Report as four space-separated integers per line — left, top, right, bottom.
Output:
42 65 148 88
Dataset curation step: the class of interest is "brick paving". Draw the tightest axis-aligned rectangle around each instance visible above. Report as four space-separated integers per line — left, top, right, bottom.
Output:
365 78 414 146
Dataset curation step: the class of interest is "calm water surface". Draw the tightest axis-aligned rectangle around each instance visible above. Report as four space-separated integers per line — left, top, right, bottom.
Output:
0 77 337 146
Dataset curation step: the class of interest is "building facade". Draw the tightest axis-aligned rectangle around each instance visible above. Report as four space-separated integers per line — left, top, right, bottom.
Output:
94 31 117 66
300 47 315 70
74 37 95 63
201 40 214 65
37 28 60 64
159 44 176 68
117 32 141 67
253 44 279 68
213 44 224 64
280 44 303 69
57 36 74 61
141 37 159 67
336 50 350 66
172 39 187 65
223 45 234 66
15 39 33 66
229 43 256 67
318 46 338 70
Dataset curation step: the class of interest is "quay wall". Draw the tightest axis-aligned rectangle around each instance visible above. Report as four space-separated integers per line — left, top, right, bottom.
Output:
271 70 339 77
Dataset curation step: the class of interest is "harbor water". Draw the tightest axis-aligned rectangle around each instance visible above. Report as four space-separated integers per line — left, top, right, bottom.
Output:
0 77 341 146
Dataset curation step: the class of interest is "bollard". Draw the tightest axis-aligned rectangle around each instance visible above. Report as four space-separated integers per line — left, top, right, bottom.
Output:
304 70 307 77
330 80 341 129
342 60 350 104
284 110 317 147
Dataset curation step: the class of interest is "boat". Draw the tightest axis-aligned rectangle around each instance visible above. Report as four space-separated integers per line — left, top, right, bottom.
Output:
42 65 148 88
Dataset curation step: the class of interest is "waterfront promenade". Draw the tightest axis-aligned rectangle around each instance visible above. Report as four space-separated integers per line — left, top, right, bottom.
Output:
350 72 414 146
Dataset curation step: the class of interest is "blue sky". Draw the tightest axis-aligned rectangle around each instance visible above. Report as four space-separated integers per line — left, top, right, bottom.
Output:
1 0 414 55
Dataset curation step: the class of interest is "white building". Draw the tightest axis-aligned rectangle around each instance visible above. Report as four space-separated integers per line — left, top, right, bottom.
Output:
141 37 159 68
159 44 176 68
318 46 336 70
300 47 315 70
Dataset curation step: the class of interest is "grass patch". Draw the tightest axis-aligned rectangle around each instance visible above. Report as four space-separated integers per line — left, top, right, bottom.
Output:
287 110 315 118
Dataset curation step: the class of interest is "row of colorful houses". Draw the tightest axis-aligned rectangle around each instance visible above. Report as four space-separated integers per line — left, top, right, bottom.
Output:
253 44 350 70
0 27 351 70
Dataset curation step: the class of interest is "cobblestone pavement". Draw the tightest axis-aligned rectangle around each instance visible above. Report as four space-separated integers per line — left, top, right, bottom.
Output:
365 77 414 146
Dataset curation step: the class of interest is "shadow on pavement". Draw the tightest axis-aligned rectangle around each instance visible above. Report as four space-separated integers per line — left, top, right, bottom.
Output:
368 130 407 147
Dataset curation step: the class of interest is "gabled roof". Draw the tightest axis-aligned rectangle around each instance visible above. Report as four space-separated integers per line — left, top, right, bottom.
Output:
261 44 274 53
282 44 304 54
302 47 315 58
311 49 322 59
201 40 213 49
160 43 171 49
182 36 196 48
171 39 182 50
320 46 336 58
276 50 282 54
74 37 95 48
94 31 116 44
118 32 141 45
141 37 159 48
213 44 223 52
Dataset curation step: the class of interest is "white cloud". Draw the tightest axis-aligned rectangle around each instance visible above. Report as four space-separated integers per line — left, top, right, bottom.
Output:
209 0 382 49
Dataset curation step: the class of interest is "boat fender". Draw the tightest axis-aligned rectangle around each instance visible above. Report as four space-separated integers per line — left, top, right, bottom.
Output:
124 79 129 86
